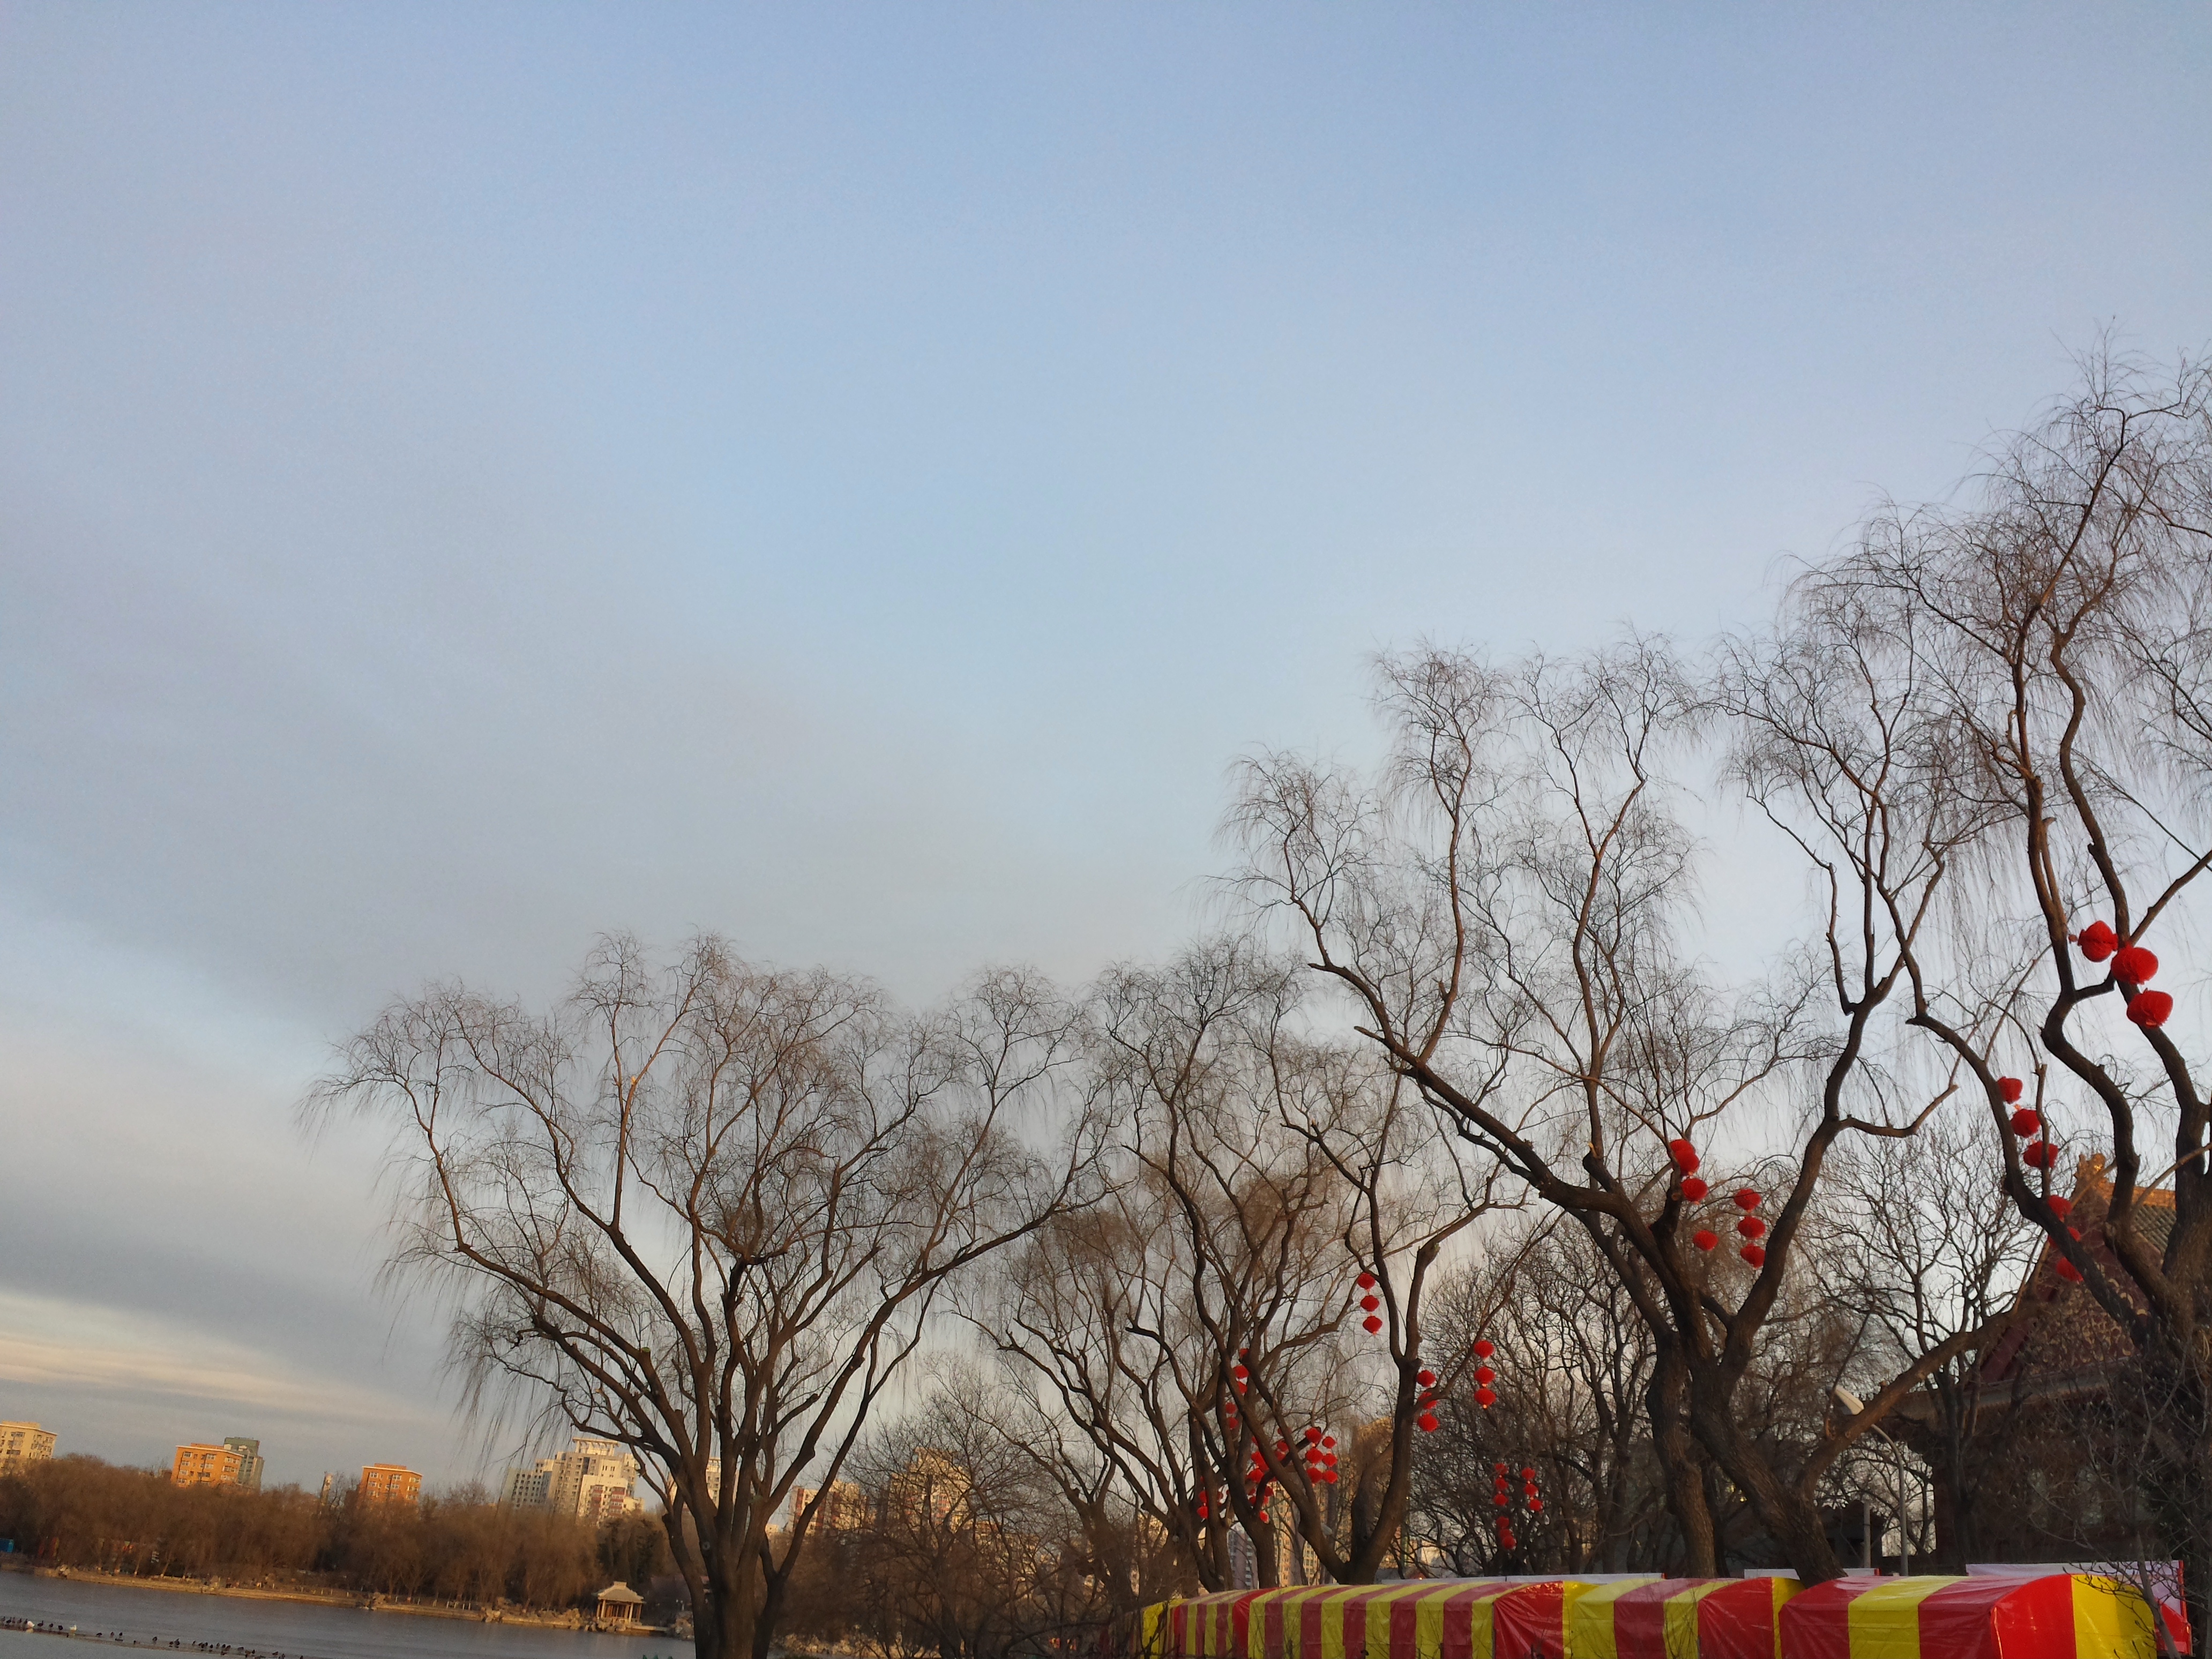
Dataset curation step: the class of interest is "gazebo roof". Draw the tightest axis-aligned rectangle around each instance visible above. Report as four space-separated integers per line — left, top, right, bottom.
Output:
595 1581 645 1605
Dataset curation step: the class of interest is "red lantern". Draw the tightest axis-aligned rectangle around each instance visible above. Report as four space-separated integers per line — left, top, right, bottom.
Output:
2047 1194 2073 1220
1999 1076 2024 1103
2011 1108 2042 1137
1232 1364 1247 1379
1418 1413 1438 1433
1476 1386 1496 1408
1322 1435 1335 1448
1733 1187 1761 1210
1495 1462 1508 1473
1693 1229 1719 1251
2057 1258 2083 1282
1363 1315 1383 1334
1737 1216 1766 1239
1494 1492 1509 1509
1528 1498 1544 1512
1356 1271 1377 1289
1474 1366 1494 1384
1521 1467 1536 1479
1324 1469 1337 1484
1668 1138 1700 1173
1323 1453 1336 1466
1417 1369 1435 1386
2129 990 2174 1028
1473 1339 1494 1358
2114 944 2159 984
1304 1426 1322 1443
2078 921 2118 961
1360 1294 1380 1312
2023 1140 2057 1169
1740 1244 1767 1267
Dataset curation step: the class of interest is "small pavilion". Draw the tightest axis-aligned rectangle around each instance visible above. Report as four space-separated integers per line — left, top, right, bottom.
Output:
594 1581 645 1628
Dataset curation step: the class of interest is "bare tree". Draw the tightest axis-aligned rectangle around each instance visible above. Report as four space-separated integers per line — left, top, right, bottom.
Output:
1233 639 2014 1582
307 935 1104 1659
1815 1104 2042 1565
1777 347 2212 1646
970 940 1497 1588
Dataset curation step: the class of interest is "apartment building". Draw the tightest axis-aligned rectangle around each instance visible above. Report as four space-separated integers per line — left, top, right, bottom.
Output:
0 1423 56 1469
171 1437 264 1492
498 1436 641 1522
359 1463 422 1506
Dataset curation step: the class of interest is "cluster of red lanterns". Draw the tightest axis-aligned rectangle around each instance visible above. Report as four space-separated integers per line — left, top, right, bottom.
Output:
1300 1424 1341 1483
1998 1074 2063 1174
1356 1269 1384 1335
1471 1337 1497 1409
1492 1461 1540 1553
1415 1366 1440 1433
1672 1140 1766 1268
2077 921 2172 1028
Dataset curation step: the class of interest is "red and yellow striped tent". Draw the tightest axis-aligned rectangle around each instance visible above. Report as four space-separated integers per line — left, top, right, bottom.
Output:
1778 1573 2188 1658
1147 1580 1571 1659
1564 1576 1798 1658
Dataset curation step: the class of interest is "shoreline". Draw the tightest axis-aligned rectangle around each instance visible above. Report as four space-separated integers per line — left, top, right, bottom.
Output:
13 1566 655 1634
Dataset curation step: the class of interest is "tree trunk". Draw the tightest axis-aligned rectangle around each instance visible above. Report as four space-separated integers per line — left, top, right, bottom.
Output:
1691 1388 1843 1584
1648 1347 1718 1576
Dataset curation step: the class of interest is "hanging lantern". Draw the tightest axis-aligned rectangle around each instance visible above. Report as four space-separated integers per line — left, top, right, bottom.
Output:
2114 944 2159 984
1528 1498 1544 1513
1737 1216 1766 1239
2010 1108 2042 1137
2046 1194 2073 1220
2023 1140 2057 1169
1740 1244 1767 1268
1493 1492 1509 1509
1363 1315 1383 1334
1232 1364 1247 1379
1322 1452 1336 1466
1473 1339 1494 1358
1417 1368 1436 1386
1304 1426 1322 1443
1680 1177 1709 1201
1693 1229 1719 1251
2077 921 2118 961
1523 1484 1537 1499
1733 1187 1762 1210
1418 1413 1439 1433
1360 1294 1381 1312
2057 1258 2084 1282
1356 1271 1377 1289
1322 1435 1336 1449
1474 1366 1494 1384
2129 990 2174 1028
1476 1386 1496 1408
1668 1138 1700 1172
1999 1076 2024 1103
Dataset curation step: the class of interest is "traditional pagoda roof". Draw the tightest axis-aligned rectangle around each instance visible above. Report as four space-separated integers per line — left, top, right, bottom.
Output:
1977 1155 2174 1388
594 1581 645 1606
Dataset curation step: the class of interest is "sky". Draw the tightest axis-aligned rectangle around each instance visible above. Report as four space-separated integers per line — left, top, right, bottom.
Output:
2 3 2208 1492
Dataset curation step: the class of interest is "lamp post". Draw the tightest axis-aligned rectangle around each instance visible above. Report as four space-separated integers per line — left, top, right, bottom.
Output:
1833 1386 1914 1575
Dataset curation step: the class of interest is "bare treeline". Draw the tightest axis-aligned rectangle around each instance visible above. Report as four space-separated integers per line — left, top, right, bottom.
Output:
0 1456 668 1610
315 346 2212 1659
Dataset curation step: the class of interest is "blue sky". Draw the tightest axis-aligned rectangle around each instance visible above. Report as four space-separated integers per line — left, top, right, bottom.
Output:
2 3 2207 1489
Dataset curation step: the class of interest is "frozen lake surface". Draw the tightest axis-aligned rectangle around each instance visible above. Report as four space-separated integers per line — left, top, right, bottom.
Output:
0 1573 689 1659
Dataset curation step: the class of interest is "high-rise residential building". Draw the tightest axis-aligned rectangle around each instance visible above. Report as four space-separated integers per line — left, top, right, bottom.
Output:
790 1480 870 1534
171 1437 264 1491
223 1438 264 1493
0 1423 56 1469
359 1463 422 1506
496 1437 641 1522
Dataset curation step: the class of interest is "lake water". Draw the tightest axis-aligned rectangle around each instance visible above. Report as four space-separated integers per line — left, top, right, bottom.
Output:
0 1574 691 1659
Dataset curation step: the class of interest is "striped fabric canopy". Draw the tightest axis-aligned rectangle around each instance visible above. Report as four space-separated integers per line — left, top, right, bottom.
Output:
1778 1573 2187 1658
1565 1576 1798 1658
1147 1580 1569 1659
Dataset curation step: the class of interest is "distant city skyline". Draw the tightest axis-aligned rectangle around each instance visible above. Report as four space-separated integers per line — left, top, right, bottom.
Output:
3 3 2209 1486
